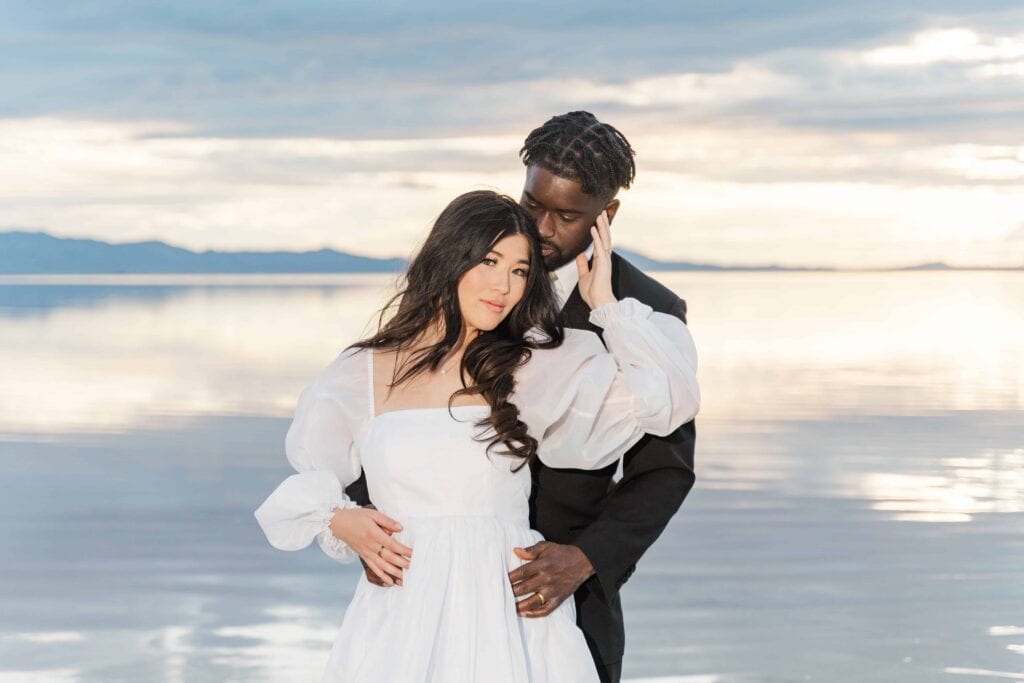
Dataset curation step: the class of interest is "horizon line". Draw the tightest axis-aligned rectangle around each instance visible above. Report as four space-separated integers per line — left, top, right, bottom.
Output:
1 229 1021 274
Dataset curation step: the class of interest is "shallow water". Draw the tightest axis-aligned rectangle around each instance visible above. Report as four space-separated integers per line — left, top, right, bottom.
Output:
1 272 1022 682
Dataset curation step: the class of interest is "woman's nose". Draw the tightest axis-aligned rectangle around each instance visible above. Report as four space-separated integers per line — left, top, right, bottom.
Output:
491 270 511 293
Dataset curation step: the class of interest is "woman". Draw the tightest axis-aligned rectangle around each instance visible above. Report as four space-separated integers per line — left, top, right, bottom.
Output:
255 190 699 682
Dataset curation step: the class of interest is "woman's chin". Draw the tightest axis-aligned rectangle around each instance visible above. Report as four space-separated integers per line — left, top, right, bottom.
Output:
467 314 507 333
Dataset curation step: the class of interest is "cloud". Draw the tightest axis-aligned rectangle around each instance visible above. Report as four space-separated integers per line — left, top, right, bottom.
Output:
860 28 1024 66
552 64 800 108
3 2 1024 267
970 61 1024 78
3 116 1024 268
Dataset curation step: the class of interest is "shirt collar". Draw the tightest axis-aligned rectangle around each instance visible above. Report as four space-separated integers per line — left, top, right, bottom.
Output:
550 243 595 309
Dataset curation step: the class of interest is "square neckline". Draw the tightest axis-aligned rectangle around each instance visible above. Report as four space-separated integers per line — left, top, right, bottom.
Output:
367 349 490 420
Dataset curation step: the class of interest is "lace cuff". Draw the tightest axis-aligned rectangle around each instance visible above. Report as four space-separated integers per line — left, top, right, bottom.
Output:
315 500 360 565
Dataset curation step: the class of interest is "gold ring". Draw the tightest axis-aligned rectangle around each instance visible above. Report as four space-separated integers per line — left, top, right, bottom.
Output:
377 545 385 557
537 592 546 605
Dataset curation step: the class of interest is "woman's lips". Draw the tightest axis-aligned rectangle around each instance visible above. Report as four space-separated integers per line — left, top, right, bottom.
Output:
481 299 505 313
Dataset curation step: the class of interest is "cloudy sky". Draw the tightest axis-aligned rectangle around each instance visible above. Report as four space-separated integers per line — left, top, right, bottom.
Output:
2 0 1023 267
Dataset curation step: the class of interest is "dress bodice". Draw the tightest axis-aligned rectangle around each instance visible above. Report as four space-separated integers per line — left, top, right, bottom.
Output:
255 298 699 565
359 406 532 526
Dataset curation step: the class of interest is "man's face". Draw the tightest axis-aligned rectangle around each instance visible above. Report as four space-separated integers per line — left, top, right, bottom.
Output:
519 165 618 270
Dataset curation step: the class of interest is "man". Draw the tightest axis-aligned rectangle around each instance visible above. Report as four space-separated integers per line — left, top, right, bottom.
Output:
504 111 696 683
349 111 696 683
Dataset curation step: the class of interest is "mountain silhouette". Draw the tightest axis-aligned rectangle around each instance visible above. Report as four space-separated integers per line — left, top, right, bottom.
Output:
0 231 406 274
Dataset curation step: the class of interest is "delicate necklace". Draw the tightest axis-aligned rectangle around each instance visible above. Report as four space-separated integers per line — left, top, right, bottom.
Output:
439 355 460 375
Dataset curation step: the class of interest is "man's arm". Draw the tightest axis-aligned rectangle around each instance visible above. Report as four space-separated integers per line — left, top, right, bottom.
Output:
512 423 696 615
511 295 695 616
345 472 371 507
572 422 695 597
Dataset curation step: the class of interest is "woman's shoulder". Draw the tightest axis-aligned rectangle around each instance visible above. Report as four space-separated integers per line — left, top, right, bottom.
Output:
303 345 370 403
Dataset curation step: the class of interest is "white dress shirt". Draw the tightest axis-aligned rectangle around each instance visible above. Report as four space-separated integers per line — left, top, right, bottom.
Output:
550 244 595 309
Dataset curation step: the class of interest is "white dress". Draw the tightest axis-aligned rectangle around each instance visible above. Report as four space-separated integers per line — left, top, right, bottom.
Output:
255 298 700 682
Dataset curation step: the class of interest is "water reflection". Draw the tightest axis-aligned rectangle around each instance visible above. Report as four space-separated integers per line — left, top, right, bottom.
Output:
858 449 1024 522
1 272 1023 682
1 272 1021 435
0 276 395 434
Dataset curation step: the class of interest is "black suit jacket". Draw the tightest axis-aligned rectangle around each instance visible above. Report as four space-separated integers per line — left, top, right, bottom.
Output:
532 252 696 666
345 253 696 666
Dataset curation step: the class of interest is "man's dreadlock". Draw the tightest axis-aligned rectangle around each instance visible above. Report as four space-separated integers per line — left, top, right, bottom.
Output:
519 111 636 199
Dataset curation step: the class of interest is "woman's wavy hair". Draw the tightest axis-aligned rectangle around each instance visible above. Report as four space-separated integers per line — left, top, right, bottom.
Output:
351 190 564 466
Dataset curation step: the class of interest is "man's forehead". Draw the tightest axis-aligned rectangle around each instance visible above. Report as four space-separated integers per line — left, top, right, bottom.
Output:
523 166 603 210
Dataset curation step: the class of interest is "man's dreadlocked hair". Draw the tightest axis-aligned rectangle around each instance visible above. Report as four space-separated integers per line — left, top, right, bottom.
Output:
519 111 636 199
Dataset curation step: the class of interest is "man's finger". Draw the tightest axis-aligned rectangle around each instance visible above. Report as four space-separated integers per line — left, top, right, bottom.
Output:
511 574 547 598
513 545 540 561
516 593 559 617
507 559 541 586
520 604 557 618
515 592 544 612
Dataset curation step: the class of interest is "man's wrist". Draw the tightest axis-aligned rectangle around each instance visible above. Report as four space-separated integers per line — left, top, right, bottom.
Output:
569 543 597 581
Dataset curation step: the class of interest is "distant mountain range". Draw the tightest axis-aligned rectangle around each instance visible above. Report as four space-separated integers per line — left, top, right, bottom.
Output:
0 231 406 274
0 231 1019 274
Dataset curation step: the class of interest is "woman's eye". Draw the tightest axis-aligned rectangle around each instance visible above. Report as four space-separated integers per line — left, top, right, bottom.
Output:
559 214 576 222
514 268 529 278
481 257 496 266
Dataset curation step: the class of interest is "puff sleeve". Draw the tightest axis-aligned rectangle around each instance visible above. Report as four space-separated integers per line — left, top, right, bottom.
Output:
514 298 699 478
254 348 367 564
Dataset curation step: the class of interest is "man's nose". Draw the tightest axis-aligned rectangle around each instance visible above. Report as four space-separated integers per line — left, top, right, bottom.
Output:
535 212 555 239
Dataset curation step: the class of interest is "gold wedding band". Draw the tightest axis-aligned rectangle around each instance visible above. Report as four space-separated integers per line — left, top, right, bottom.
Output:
537 592 546 605
377 544 385 557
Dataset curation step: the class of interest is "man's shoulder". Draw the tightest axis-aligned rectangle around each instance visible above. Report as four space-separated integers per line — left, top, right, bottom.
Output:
613 252 684 315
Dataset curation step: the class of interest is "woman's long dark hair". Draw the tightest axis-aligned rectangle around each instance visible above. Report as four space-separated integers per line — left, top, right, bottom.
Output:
351 190 564 466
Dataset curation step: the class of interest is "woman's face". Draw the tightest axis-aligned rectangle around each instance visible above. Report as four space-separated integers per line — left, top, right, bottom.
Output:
457 233 532 336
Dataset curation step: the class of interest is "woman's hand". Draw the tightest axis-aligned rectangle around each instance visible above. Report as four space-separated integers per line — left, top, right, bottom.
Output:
577 210 616 310
329 507 412 586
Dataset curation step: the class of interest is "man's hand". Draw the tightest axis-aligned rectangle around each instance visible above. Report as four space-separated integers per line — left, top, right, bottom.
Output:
508 541 595 617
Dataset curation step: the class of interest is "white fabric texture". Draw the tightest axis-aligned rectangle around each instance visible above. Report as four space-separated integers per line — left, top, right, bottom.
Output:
254 297 700 682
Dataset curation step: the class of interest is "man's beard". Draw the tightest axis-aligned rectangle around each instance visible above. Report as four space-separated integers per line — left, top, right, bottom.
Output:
541 241 573 271
541 236 592 271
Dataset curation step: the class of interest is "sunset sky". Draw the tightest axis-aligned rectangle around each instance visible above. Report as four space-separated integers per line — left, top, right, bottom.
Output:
2 1 1023 267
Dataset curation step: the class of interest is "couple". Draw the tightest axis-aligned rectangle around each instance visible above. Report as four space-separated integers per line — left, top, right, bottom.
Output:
255 112 700 683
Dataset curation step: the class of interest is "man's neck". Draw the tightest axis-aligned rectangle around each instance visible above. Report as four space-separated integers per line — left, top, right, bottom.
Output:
552 243 595 309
